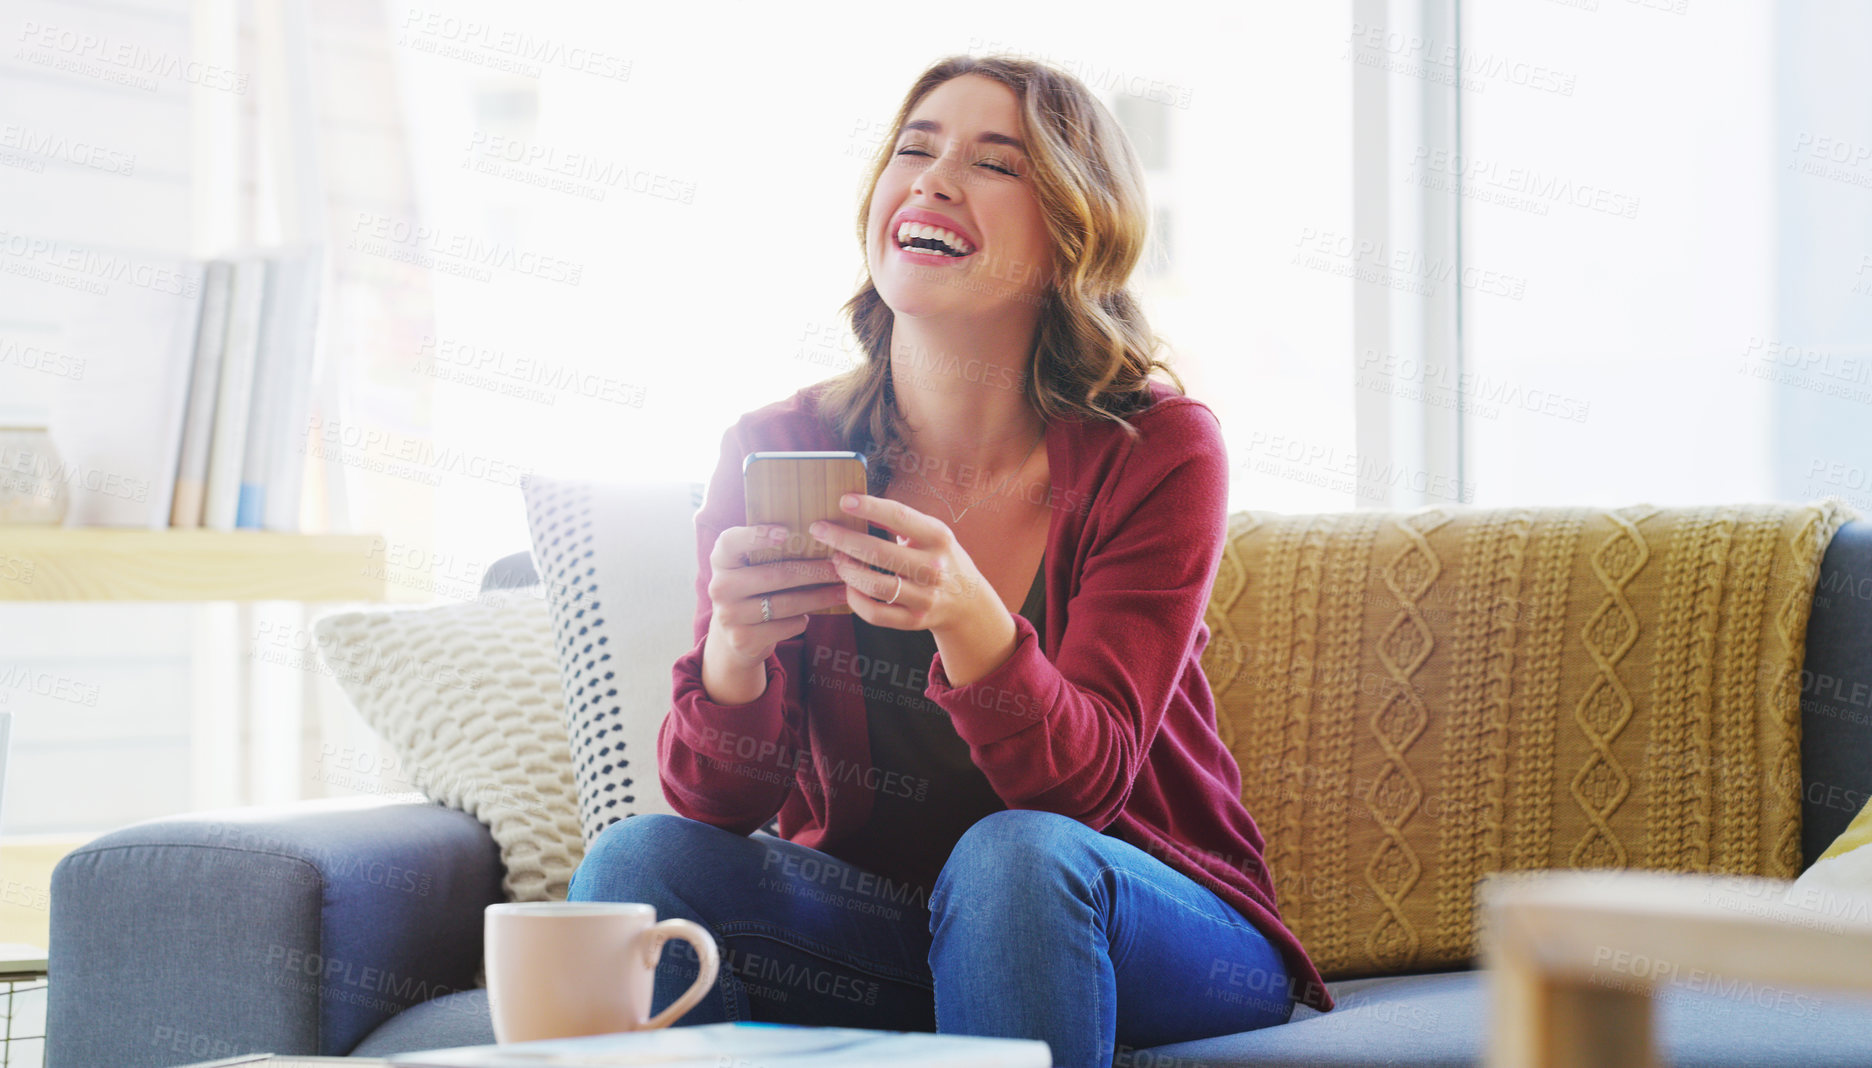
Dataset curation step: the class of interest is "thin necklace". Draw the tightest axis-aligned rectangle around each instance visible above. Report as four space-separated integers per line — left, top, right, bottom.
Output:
901 425 1045 526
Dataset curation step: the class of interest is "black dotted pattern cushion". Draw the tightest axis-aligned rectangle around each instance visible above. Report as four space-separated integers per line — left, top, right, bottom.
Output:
522 476 706 844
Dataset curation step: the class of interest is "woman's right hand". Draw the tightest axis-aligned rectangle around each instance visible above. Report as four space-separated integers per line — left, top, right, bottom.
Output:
705 524 849 670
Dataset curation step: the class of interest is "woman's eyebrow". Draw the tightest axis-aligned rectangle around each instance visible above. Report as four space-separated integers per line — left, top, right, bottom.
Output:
898 118 1027 154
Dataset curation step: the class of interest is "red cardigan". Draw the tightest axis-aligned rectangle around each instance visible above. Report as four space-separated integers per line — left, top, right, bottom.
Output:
660 379 1334 1013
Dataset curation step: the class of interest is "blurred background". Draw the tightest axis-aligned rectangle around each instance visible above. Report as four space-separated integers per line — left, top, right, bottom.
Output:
0 0 1867 952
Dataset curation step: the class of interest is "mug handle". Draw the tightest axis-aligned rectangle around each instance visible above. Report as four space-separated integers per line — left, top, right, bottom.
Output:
638 918 720 1030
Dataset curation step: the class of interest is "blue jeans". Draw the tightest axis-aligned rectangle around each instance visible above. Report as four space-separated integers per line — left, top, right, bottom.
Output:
567 810 1296 1067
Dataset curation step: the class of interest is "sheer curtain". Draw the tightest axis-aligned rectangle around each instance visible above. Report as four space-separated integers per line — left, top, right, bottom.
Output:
1457 2 1871 508
324 0 1363 577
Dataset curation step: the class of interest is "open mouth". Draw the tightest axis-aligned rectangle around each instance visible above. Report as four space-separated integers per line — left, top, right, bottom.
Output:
894 221 976 259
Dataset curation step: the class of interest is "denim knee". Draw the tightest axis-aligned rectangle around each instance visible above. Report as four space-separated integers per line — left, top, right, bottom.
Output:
940 810 1088 883
930 810 1094 929
570 813 720 903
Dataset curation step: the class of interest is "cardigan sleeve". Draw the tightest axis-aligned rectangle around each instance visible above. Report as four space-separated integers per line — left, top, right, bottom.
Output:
924 401 1229 829
658 417 807 835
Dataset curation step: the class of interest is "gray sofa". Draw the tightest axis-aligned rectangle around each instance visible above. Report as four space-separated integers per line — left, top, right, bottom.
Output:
47 522 1872 1068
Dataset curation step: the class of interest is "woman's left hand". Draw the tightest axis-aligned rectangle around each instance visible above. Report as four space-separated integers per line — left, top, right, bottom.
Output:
809 493 994 635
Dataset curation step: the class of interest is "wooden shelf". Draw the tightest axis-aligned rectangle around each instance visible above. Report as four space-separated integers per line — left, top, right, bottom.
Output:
0 943 47 981
0 528 390 602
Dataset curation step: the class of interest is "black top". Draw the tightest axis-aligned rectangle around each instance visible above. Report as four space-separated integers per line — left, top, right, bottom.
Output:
828 549 1046 896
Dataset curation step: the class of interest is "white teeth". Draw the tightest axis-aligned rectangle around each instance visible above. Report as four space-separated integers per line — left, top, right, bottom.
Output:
895 221 973 256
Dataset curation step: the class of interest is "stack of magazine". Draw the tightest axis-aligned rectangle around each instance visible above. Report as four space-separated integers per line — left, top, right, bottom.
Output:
170 1024 1053 1067
43 244 325 531
170 246 326 533
388 1023 1053 1067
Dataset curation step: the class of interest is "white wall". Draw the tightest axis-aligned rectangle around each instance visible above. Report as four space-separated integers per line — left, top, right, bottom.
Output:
0 0 201 835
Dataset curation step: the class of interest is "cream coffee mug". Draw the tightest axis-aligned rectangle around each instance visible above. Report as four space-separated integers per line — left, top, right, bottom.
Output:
485 902 720 1043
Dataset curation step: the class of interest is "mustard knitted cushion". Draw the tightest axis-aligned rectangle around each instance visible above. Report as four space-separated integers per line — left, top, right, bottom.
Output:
1203 501 1856 979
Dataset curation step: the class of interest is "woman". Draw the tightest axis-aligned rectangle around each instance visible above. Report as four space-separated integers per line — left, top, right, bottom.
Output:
568 54 1333 1066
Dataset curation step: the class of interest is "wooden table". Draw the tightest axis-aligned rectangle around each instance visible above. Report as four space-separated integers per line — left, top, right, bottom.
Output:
1482 869 1872 1067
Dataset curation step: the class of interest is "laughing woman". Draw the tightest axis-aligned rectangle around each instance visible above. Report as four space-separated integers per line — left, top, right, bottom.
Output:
567 54 1333 1066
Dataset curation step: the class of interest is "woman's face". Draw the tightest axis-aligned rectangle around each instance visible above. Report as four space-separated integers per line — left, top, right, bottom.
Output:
866 74 1054 319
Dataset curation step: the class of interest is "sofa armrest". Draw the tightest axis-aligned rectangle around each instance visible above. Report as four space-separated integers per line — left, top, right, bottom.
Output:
48 795 504 1067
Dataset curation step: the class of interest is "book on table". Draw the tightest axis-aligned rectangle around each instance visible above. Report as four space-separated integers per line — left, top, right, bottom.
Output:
386 1022 1052 1067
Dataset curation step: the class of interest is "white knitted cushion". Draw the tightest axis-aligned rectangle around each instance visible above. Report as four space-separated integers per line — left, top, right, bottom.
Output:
522 477 699 844
313 587 585 902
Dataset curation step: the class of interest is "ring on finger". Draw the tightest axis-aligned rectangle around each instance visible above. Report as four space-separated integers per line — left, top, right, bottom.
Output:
760 594 772 623
885 574 904 606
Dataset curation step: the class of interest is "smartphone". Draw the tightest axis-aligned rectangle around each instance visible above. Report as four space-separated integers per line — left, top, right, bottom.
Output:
744 451 869 615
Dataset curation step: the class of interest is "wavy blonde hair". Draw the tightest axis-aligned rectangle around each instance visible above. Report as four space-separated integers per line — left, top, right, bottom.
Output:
816 54 1185 488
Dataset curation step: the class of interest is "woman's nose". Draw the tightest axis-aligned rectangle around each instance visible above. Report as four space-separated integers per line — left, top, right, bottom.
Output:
913 155 963 201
